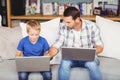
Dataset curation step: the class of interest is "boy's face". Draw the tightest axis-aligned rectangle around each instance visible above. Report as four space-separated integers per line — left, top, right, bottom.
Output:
27 29 40 43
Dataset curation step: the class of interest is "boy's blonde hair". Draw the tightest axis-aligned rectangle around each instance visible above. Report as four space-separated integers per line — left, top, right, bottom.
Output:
26 20 40 33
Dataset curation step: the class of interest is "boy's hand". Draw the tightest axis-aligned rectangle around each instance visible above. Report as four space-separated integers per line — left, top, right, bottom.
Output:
15 53 22 57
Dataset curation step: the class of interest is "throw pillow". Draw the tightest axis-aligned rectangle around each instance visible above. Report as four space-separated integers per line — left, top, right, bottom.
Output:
40 18 60 46
96 16 120 59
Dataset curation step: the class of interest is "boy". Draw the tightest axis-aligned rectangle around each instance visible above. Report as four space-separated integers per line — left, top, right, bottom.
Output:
16 20 51 80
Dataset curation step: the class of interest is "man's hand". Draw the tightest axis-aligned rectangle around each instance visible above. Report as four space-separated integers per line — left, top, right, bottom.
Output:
44 53 53 60
44 46 58 60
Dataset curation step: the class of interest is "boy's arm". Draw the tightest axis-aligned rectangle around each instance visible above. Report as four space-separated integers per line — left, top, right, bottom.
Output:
16 50 22 57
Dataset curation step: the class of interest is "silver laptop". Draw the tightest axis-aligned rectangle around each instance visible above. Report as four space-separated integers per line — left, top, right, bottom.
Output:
15 56 50 72
62 47 96 61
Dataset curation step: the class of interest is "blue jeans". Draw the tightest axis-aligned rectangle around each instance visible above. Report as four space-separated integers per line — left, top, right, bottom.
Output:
58 58 101 80
18 71 51 80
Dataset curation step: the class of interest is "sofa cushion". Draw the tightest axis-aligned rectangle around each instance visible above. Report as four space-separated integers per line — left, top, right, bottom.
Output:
0 57 120 80
96 16 120 59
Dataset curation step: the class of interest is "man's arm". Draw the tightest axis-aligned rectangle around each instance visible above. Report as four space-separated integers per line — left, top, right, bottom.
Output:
44 46 58 58
96 45 103 55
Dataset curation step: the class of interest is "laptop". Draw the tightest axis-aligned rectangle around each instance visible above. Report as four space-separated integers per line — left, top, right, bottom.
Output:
61 47 96 61
15 56 50 72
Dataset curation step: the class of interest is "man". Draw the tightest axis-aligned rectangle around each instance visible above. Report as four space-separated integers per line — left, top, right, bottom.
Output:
45 7 103 80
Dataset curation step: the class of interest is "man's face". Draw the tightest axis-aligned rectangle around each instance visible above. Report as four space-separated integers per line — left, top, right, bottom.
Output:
63 16 76 29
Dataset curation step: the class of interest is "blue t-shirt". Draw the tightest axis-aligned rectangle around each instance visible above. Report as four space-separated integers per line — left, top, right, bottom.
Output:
17 36 50 56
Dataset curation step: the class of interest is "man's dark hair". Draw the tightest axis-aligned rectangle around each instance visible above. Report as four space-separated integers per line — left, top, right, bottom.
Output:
63 7 80 20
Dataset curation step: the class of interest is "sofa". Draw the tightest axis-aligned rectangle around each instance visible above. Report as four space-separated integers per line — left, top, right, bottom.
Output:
0 16 120 80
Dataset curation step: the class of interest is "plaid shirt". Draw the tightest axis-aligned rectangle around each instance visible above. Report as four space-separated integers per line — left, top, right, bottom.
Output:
53 19 103 49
